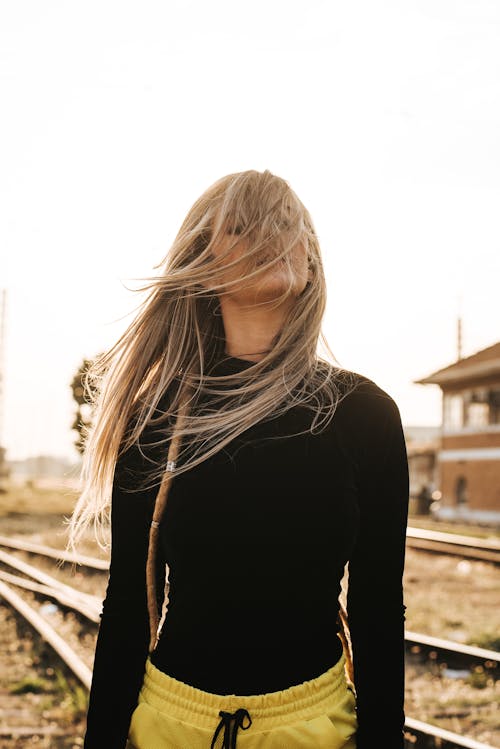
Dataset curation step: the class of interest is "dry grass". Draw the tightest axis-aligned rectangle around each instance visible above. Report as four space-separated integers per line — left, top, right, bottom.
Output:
0 482 109 560
403 547 500 649
404 660 500 746
0 482 80 517
402 546 500 744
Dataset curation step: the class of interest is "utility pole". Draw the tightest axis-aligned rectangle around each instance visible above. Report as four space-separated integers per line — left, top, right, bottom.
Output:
457 293 463 362
0 288 8 492
457 316 462 361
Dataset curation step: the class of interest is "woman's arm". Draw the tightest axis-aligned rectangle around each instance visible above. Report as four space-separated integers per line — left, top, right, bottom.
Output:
346 395 409 749
83 443 166 749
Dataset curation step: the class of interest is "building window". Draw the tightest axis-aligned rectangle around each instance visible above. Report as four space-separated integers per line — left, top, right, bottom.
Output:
444 389 500 429
489 390 500 425
464 388 490 428
466 402 489 427
443 394 463 429
455 475 468 506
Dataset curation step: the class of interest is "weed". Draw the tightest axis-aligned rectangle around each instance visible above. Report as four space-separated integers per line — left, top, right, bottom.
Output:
466 667 489 690
10 675 51 694
471 632 500 651
52 668 89 722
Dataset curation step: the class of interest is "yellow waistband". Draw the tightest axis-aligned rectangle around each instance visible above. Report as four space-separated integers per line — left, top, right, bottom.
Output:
139 650 349 731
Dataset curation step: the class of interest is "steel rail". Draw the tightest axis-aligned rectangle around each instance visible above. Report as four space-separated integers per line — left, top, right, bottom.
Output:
406 537 500 565
0 579 92 689
2 528 499 570
0 548 101 610
0 533 108 570
404 716 496 749
406 527 500 565
0 568 100 622
405 630 499 668
406 527 500 551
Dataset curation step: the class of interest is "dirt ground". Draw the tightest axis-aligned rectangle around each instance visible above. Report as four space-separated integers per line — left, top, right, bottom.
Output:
0 484 499 746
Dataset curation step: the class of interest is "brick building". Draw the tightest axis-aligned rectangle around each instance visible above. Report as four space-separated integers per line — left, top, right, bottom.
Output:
415 341 500 525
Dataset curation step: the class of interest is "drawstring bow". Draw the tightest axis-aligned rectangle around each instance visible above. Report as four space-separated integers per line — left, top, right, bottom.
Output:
210 707 252 749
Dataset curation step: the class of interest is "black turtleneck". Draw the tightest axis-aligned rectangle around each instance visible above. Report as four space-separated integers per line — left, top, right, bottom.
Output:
83 356 409 749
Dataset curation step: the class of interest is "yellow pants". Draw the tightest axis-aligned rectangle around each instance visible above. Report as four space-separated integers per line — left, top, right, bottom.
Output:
126 649 357 749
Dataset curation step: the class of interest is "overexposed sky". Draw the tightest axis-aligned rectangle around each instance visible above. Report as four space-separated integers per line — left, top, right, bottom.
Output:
1 0 499 461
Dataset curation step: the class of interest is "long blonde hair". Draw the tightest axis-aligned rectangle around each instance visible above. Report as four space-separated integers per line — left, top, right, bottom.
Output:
65 168 359 681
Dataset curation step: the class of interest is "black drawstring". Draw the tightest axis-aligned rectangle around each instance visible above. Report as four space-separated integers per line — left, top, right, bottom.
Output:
210 707 252 749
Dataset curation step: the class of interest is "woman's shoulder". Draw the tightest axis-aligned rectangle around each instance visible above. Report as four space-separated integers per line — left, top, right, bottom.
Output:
319 367 405 467
327 365 403 428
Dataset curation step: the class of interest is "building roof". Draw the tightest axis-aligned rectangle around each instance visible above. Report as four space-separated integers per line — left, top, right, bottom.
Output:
415 341 500 386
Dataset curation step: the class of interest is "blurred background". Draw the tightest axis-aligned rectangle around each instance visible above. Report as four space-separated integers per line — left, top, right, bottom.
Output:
0 1 499 747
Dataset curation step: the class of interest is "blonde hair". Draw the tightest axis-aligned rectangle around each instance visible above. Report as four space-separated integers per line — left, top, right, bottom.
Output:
65 168 359 682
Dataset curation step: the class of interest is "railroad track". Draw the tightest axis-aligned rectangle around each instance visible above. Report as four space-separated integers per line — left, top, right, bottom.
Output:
0 543 100 744
0 576 93 746
2 526 499 570
1 531 498 666
406 526 500 565
0 541 101 682
403 719 497 749
1 546 497 675
0 579 92 689
405 630 499 677
0 533 109 570
0 547 102 621
0 534 498 748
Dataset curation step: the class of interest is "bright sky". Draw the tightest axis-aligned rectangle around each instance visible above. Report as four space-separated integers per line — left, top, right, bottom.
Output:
1 0 499 462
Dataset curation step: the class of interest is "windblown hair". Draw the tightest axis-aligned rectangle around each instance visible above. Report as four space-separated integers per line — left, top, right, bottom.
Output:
65 168 359 684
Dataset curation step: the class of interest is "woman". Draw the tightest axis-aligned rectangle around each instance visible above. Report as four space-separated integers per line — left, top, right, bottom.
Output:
68 169 409 748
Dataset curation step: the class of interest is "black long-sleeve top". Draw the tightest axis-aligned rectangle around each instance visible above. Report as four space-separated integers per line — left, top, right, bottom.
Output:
83 355 409 749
